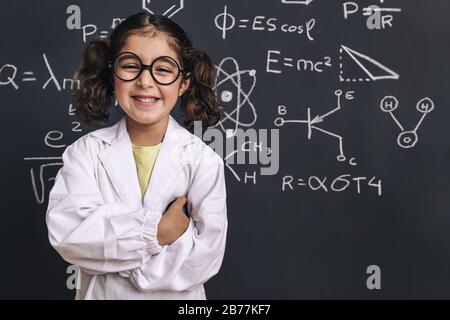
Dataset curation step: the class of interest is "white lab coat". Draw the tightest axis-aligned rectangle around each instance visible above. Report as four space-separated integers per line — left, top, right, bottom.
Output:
46 114 228 300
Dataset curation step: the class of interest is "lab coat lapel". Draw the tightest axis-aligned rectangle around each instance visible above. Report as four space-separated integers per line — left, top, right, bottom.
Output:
142 115 194 211
97 116 142 210
94 115 194 212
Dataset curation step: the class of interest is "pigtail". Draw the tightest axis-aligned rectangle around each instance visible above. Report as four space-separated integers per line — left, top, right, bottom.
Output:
72 39 114 128
180 48 224 133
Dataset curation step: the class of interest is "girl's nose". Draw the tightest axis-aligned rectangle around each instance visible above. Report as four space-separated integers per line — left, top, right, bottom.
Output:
136 69 155 88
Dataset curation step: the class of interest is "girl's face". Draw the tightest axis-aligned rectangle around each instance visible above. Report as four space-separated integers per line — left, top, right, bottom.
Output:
114 33 190 128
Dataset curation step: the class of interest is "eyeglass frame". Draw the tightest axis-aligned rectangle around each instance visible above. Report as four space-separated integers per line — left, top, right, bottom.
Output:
109 52 190 85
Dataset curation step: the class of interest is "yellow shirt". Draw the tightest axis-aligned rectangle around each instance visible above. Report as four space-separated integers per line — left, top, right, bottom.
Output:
131 142 161 201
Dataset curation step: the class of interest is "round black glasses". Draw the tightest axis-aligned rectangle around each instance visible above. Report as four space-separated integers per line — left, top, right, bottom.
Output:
111 52 187 85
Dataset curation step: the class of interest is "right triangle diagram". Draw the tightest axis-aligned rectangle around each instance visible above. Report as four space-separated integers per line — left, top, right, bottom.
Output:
340 45 400 81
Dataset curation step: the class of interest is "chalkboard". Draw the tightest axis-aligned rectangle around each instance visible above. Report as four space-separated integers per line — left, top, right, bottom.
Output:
1 0 450 299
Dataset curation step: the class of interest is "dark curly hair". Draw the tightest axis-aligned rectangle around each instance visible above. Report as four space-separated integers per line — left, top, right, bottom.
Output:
72 12 224 133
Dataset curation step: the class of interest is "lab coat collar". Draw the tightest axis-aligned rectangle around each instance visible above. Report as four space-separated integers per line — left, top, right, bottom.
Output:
91 114 193 146
93 115 195 211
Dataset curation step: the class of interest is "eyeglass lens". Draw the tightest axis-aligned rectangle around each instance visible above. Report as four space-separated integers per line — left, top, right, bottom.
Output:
113 53 181 84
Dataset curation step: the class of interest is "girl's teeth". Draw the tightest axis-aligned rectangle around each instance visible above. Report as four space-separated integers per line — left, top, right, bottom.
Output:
136 97 157 103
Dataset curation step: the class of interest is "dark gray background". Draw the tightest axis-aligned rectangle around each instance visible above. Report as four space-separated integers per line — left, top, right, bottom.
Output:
1 0 449 299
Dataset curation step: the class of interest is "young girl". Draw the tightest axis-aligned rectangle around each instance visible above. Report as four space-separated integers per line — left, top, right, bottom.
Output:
46 12 227 300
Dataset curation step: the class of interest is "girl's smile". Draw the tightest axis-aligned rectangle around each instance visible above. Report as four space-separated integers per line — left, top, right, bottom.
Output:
132 95 161 108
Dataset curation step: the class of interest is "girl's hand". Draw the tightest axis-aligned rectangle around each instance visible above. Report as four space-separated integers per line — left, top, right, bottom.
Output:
157 196 189 246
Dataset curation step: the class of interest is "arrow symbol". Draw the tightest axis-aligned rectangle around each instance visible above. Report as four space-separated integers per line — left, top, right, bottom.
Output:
310 90 344 125
311 115 323 125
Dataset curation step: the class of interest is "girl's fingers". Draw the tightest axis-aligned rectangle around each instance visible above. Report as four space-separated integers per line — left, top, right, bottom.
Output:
175 196 187 207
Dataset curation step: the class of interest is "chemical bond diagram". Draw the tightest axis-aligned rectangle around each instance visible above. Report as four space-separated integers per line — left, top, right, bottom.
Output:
380 96 435 149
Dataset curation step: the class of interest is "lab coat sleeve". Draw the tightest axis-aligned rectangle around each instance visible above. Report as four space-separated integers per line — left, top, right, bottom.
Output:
46 140 163 275
120 154 228 292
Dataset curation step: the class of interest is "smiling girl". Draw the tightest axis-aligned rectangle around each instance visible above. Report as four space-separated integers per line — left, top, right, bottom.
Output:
46 12 228 300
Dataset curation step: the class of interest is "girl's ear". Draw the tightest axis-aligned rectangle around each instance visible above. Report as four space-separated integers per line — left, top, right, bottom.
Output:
178 77 190 97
